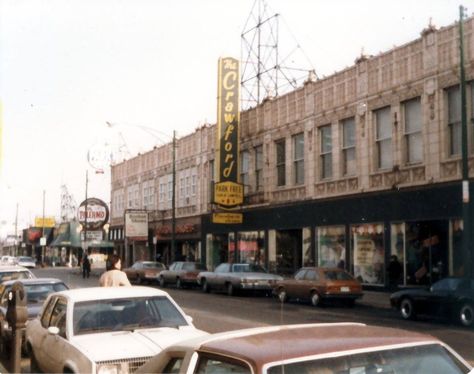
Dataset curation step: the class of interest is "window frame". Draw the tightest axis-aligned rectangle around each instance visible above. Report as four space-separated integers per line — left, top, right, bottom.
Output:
403 97 423 164
293 133 305 185
374 106 393 170
341 117 356 176
319 125 333 179
275 139 286 187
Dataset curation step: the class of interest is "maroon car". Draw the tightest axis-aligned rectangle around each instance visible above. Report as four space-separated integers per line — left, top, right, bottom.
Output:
159 261 207 288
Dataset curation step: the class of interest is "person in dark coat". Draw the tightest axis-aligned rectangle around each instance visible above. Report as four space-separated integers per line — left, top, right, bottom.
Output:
387 255 403 290
82 253 91 279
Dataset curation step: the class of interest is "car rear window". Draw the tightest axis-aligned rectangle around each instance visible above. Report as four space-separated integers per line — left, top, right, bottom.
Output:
323 270 353 281
0 270 33 282
183 263 206 271
266 344 469 374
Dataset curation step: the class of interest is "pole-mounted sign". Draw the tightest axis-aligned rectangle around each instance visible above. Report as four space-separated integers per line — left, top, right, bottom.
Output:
213 57 243 224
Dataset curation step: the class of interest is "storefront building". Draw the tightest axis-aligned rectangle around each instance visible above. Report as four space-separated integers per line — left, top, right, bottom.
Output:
201 18 474 288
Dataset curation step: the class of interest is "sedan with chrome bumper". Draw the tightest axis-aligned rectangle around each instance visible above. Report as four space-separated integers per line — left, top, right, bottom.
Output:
25 286 208 374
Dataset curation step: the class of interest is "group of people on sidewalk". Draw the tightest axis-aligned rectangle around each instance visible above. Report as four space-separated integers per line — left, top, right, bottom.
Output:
81 253 131 287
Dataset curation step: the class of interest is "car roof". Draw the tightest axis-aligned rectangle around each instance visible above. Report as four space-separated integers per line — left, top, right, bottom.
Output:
173 323 442 369
1 278 64 286
52 286 170 302
0 266 31 272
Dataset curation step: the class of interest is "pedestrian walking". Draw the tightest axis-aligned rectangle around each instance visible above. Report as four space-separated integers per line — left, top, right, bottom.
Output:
387 255 403 290
82 253 91 279
99 254 131 287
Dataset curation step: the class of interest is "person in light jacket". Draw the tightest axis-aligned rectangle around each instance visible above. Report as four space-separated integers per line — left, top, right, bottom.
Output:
99 254 131 287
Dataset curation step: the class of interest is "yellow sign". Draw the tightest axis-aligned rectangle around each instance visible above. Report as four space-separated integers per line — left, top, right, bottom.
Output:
214 181 244 207
212 212 243 224
35 217 56 228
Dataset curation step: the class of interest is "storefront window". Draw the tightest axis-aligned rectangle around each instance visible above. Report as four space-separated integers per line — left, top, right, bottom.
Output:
302 228 313 266
317 226 345 268
351 223 385 285
206 233 229 270
275 229 302 275
390 223 405 287
237 231 265 266
450 219 463 276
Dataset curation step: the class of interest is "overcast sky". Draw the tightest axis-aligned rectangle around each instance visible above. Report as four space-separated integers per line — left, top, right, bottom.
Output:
0 0 471 237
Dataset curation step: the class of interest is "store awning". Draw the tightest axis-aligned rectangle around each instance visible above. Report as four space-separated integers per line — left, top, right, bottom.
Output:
50 221 82 248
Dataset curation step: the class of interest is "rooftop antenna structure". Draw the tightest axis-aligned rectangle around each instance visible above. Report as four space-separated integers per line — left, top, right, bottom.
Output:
60 184 77 223
241 0 316 109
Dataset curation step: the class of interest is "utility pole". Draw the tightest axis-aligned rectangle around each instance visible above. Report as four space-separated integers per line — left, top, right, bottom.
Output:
459 5 471 278
172 130 177 262
41 190 45 265
14 203 18 257
84 170 89 256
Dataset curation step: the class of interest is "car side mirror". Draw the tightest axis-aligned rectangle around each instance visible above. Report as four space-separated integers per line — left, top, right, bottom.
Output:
48 326 60 335
185 315 193 324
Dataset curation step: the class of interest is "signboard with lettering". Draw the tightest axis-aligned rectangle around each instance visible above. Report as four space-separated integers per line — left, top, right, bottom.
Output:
215 57 243 207
125 211 148 240
34 217 56 228
212 212 243 224
77 198 109 230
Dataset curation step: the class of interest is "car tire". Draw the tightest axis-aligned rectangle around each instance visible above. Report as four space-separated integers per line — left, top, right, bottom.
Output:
226 283 234 296
176 278 182 289
458 302 474 327
277 288 288 303
29 347 42 373
159 276 166 288
345 299 356 307
202 279 211 293
400 298 416 320
310 291 321 307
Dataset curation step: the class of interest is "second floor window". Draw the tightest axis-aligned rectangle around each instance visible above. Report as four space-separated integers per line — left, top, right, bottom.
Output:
255 145 263 191
293 133 304 185
320 125 332 179
240 151 249 192
375 107 392 169
276 139 286 186
404 97 423 164
447 86 461 156
342 117 356 176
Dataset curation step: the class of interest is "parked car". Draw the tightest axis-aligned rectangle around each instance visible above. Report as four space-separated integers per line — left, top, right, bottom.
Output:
390 277 474 327
122 261 166 284
25 286 208 374
16 256 36 268
159 261 207 288
197 263 283 296
137 322 472 374
0 278 68 353
274 267 363 307
0 256 18 266
0 266 35 282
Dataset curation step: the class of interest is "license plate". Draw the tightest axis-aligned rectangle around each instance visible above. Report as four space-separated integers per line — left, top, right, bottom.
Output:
340 287 350 292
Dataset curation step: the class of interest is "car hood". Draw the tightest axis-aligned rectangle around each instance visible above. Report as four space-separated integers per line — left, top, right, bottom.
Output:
233 272 283 280
70 327 207 362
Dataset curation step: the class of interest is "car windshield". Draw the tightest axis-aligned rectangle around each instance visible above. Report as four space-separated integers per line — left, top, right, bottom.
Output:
19 257 34 262
0 271 32 282
266 344 469 374
24 283 68 304
323 270 353 281
232 264 267 273
73 296 188 335
143 262 164 269
183 263 206 271
431 278 462 292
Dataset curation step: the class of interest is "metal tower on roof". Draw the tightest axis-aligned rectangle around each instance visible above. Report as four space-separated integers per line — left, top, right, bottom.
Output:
60 184 77 223
240 0 316 110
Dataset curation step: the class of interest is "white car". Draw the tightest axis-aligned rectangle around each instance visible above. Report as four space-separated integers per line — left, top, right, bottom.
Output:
137 323 472 374
0 266 35 282
16 256 36 268
26 286 208 373
0 256 18 266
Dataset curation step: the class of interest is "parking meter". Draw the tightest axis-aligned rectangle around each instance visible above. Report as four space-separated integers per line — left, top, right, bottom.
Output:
5 281 27 373
6 281 28 329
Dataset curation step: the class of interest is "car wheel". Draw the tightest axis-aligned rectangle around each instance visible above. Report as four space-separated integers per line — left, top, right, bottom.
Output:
159 276 166 288
202 279 211 293
29 347 42 373
345 299 356 307
400 298 416 320
176 278 182 289
226 283 234 296
310 291 321 307
277 288 287 303
458 302 474 327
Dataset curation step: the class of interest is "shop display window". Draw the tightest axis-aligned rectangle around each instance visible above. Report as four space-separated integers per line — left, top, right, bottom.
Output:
351 223 385 285
237 231 265 266
317 226 345 268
